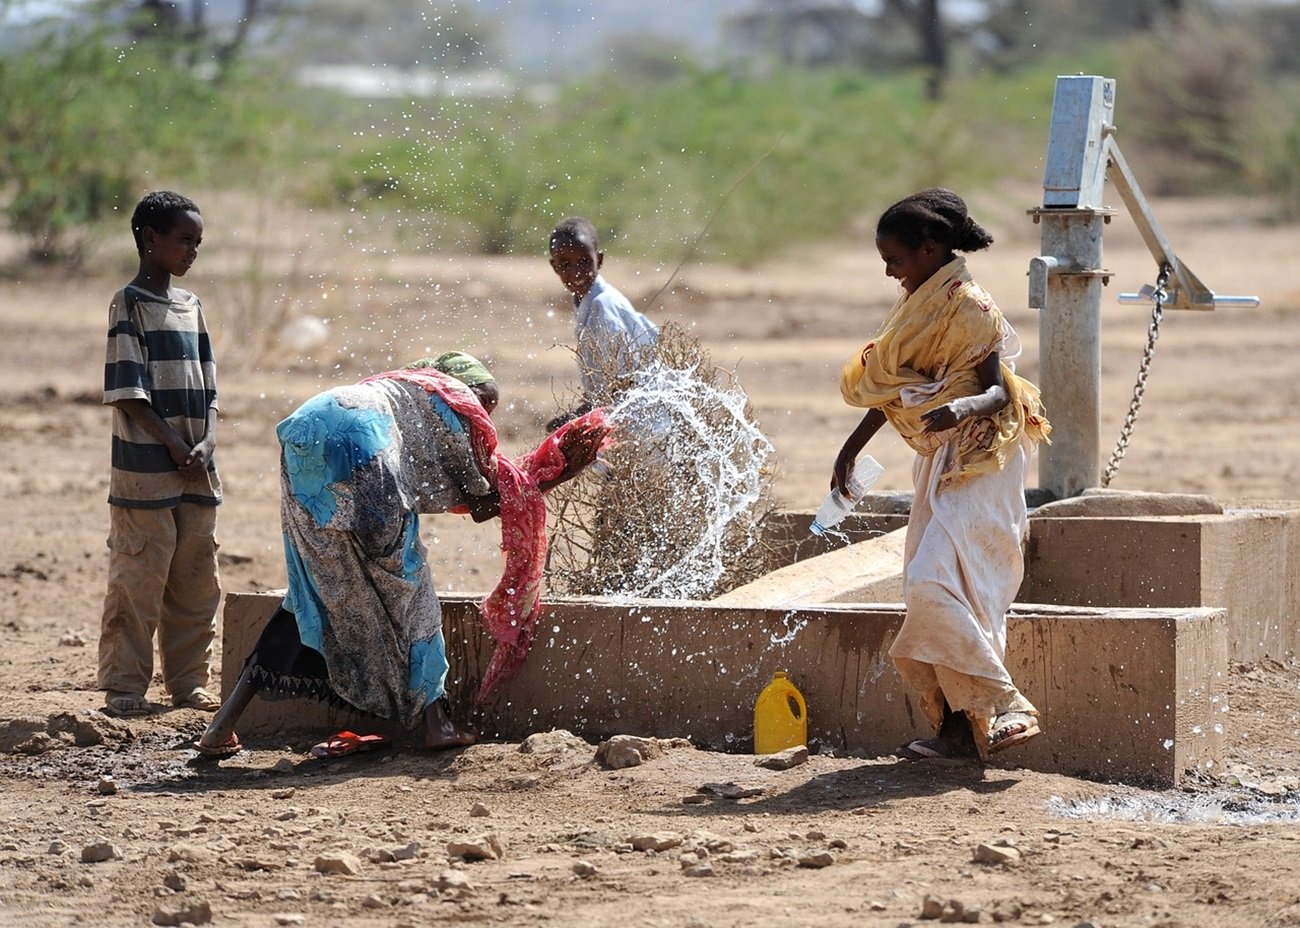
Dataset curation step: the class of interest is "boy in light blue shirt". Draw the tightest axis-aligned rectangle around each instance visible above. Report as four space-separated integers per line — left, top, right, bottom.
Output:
547 216 658 430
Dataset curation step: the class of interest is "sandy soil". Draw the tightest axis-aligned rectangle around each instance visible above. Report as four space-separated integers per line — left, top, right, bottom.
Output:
2 190 1299 927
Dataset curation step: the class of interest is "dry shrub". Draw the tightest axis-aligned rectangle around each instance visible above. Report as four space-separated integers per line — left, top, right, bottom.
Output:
545 321 780 599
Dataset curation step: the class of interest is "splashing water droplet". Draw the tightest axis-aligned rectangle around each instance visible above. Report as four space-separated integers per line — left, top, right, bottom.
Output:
595 363 773 600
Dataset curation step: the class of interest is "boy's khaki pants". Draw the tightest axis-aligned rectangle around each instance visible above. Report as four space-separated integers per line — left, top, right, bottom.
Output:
98 503 221 699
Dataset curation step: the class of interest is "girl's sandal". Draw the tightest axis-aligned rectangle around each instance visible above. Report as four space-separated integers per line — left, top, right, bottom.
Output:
986 712 1041 756
898 735 980 763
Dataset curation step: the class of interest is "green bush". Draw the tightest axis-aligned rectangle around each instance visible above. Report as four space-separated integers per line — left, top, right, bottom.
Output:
0 27 299 265
327 68 1017 263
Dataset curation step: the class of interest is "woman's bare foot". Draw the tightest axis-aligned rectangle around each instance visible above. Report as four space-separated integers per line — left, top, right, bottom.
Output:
193 732 242 756
423 698 476 750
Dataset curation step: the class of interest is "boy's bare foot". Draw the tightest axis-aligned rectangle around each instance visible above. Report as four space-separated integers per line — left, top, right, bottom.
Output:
173 687 221 711
423 698 476 750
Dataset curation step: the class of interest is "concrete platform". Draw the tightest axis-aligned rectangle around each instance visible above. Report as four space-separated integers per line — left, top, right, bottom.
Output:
220 591 1225 786
713 527 905 607
743 496 1298 662
1022 506 1300 661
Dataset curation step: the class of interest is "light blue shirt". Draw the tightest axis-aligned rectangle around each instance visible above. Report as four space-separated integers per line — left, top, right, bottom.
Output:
574 275 658 399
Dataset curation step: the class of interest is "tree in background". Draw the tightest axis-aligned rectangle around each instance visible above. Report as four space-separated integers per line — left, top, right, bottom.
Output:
99 0 284 82
882 0 947 100
972 0 1195 71
285 0 500 71
0 5 290 264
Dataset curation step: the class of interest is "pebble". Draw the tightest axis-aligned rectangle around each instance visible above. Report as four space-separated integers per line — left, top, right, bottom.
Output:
80 841 121 863
270 788 296 800
694 834 733 854
433 869 474 897
97 777 117 796
974 842 1022 865
163 872 186 892
754 745 809 770
271 759 294 774
151 901 212 926
719 849 759 863
272 915 305 927
519 730 588 755
797 850 834 869
166 844 214 864
373 841 420 862
469 802 491 817
47 840 67 855
313 851 363 875
629 832 682 852
572 860 599 877
361 893 385 909
232 856 282 872
700 782 763 800
595 735 653 769
447 834 503 861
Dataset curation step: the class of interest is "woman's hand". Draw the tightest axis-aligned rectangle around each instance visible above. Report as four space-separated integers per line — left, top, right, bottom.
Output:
832 448 856 497
555 419 608 476
832 409 887 495
536 417 614 493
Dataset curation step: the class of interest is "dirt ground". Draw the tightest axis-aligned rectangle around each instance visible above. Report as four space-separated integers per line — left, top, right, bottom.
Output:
2 189 1299 927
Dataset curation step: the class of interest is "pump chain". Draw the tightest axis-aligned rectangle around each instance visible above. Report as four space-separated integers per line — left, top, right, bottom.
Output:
1101 264 1170 488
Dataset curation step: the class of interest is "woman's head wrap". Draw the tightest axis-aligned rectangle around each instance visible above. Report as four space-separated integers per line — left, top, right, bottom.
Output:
407 351 495 386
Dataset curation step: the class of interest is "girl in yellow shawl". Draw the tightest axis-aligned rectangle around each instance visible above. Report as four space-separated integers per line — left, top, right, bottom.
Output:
833 189 1051 761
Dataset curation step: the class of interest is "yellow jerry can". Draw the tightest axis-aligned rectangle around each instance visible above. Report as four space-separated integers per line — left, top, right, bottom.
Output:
753 671 807 754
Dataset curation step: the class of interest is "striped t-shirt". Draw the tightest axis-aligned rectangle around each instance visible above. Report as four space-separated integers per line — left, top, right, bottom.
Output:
103 284 222 508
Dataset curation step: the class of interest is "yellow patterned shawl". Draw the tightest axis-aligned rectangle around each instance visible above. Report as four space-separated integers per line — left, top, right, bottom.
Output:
840 257 1050 489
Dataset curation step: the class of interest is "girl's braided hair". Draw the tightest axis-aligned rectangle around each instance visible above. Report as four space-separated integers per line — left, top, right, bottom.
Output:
876 187 993 253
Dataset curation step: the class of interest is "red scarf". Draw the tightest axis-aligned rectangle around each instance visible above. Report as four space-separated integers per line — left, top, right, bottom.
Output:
363 368 607 701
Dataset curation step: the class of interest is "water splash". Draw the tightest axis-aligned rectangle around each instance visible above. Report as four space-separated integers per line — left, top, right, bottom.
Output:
578 362 774 601
768 610 809 647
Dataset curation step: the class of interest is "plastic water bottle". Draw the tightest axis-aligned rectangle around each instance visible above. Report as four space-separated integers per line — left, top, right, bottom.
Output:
809 455 884 536
753 671 807 754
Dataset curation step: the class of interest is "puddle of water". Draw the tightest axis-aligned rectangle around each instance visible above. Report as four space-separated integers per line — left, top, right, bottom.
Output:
1048 787 1300 826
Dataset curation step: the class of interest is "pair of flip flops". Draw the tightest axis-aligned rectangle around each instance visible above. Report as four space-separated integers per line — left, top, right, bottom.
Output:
191 734 243 757
310 731 392 758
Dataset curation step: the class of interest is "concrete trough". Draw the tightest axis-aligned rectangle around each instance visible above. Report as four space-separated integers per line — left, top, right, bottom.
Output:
747 497 1299 663
1022 507 1300 662
221 590 1225 786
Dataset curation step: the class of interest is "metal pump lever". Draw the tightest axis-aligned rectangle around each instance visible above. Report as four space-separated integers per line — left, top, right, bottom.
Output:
1104 137 1259 310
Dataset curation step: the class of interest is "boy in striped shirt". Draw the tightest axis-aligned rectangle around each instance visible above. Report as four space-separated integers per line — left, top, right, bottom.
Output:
99 191 222 717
